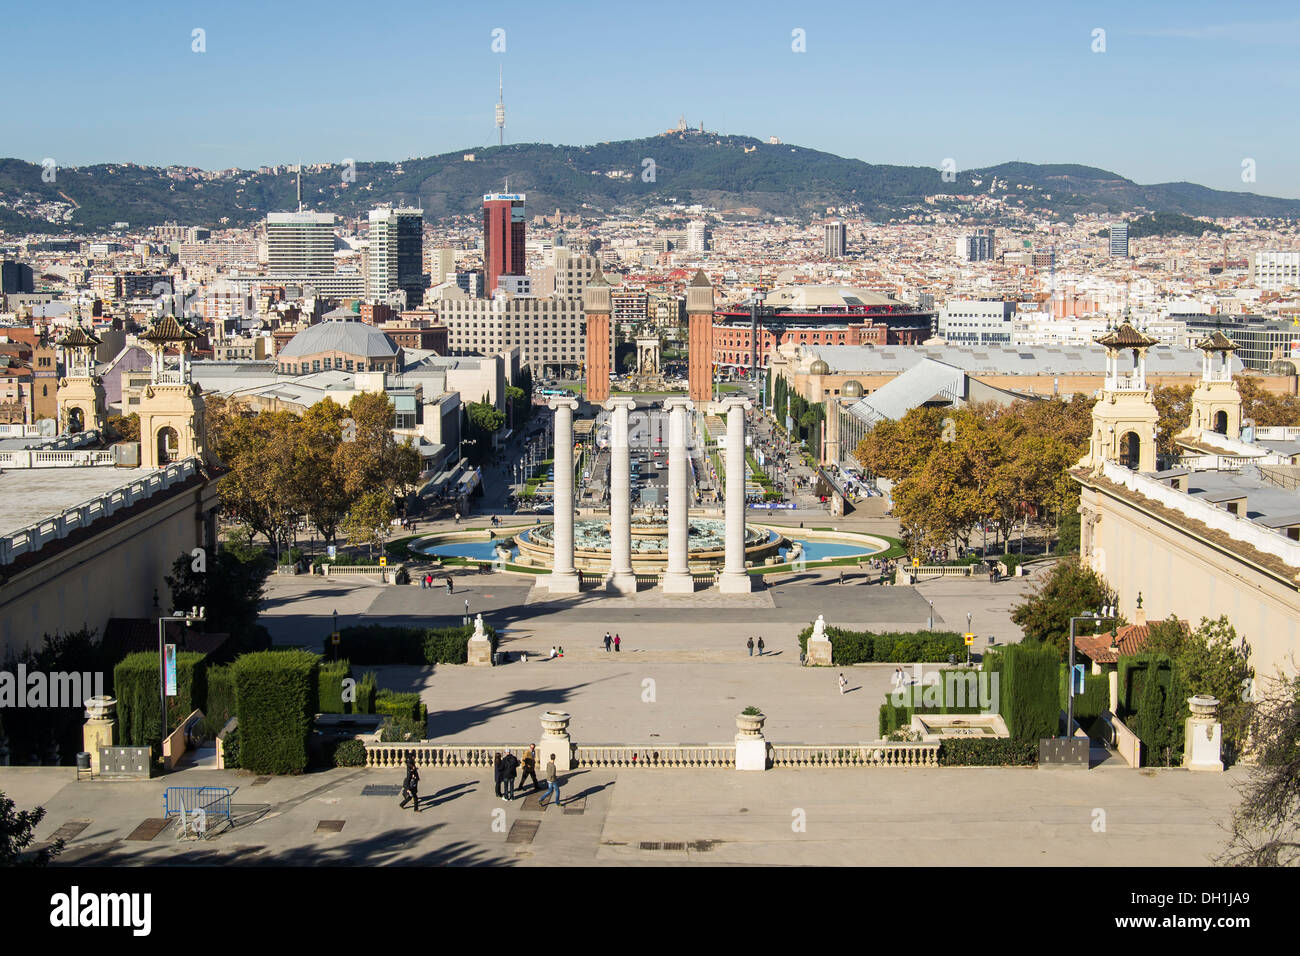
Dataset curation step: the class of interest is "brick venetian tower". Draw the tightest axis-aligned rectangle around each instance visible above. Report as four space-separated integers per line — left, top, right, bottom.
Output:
583 267 612 404
687 269 714 404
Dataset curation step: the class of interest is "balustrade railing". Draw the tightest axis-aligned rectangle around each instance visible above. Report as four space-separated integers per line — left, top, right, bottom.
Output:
573 745 735 769
769 742 940 768
363 740 940 770
365 743 525 769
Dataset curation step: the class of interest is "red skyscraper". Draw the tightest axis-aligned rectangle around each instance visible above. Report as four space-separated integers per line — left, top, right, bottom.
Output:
482 193 525 296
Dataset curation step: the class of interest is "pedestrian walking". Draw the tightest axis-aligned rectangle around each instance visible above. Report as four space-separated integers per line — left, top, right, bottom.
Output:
446 576 454 595
464 598 470 619
747 637 754 657
420 574 427 590
399 755 420 812
838 673 848 695
604 631 612 652
519 745 540 792
839 569 845 585
757 636 765 656
613 634 620 653
493 751 504 798
454 512 461 524
539 753 561 807
501 750 519 800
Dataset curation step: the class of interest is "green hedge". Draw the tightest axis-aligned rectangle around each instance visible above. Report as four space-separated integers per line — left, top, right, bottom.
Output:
877 673 986 737
374 689 427 726
937 739 1038 766
353 671 378 714
1118 653 1185 766
114 651 207 749
233 650 319 775
334 739 367 767
985 644 1059 743
317 660 353 714
797 626 966 665
329 624 498 665
201 664 238 738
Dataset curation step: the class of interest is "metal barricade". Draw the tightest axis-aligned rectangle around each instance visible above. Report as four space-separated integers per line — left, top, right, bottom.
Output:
163 786 233 835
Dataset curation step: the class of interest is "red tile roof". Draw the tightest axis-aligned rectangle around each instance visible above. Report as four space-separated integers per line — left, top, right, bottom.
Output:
1075 623 1151 664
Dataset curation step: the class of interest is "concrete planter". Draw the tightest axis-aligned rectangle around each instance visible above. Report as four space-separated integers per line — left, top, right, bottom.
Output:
735 712 766 737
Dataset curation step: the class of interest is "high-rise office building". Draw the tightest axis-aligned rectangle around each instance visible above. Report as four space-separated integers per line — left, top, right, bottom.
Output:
1 260 35 295
483 193 525 296
686 220 710 253
962 228 995 262
266 212 335 275
1251 251 1300 292
368 207 424 306
824 222 847 258
430 248 457 286
1110 222 1130 258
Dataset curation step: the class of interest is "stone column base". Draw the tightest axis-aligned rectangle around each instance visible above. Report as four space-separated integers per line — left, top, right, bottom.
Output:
83 721 114 775
806 640 832 666
548 571 581 594
735 736 767 771
466 639 493 666
1184 718 1224 772
537 738 573 772
717 570 752 594
606 572 638 595
661 571 695 594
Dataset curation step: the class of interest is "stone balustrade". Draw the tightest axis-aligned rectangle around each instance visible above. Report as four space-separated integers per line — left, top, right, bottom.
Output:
0 457 198 566
769 742 940 768
363 739 940 769
912 565 974 577
573 745 735 769
365 743 527 769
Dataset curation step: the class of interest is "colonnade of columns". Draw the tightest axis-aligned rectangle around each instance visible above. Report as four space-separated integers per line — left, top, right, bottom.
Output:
546 396 752 594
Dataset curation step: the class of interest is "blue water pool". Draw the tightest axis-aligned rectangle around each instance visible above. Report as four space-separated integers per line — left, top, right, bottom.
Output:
780 539 870 561
425 541 519 560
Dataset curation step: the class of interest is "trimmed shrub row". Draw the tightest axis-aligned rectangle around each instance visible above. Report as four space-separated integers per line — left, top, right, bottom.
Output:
984 644 1059 743
329 624 497 665
797 626 966 665
937 738 1038 766
233 650 318 775
114 651 207 749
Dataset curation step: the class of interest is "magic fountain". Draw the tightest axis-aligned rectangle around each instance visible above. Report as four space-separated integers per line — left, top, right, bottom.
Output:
514 514 784 572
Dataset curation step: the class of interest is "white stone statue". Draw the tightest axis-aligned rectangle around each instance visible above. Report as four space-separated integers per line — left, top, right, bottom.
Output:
472 613 487 641
810 614 828 642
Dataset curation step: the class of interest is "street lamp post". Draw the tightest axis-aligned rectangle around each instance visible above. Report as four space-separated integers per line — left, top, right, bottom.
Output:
159 606 205 756
1067 606 1116 737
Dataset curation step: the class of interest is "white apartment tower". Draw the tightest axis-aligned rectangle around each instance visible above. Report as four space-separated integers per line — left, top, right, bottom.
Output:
265 212 335 275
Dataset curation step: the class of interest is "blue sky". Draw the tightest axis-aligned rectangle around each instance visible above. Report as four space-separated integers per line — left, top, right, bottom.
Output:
12 0 1300 197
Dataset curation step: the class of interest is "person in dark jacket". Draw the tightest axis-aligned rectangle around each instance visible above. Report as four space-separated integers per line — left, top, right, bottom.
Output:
519 745 540 792
501 750 520 800
399 755 420 812
493 751 504 798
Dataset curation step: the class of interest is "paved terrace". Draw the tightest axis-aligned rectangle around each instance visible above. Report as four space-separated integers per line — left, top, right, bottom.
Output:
3 761 1242 867
261 569 1038 744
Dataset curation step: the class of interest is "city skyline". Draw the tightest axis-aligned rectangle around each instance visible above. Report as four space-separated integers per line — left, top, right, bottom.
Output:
5 0 1300 197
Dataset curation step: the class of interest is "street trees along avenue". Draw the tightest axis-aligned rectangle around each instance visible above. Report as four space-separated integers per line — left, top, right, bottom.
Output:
856 397 1091 556
207 393 420 551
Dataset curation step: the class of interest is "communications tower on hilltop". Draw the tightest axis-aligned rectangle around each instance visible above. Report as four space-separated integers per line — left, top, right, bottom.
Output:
495 66 506 147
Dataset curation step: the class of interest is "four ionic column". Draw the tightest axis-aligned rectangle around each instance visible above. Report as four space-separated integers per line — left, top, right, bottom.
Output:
717 397 753 593
603 397 638 594
661 398 695 593
547 397 581 594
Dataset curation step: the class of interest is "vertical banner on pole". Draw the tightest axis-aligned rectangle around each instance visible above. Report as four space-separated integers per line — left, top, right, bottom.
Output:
164 644 177 697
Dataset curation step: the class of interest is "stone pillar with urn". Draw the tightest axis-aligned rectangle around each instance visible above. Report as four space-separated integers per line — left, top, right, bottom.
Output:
547 396 581 594
604 397 638 594
661 397 695 593
717 396 753 593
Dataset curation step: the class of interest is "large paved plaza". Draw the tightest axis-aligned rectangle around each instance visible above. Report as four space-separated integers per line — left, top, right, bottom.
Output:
261 568 1038 743
4 760 1242 867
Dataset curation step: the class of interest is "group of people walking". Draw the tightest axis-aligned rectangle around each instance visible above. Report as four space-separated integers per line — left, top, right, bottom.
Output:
398 748 564 811
603 632 621 652
494 746 562 806
746 636 766 656
420 574 456 593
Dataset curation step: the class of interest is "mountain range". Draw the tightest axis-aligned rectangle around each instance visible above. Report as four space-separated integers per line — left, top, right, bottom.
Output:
2 133 1298 234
